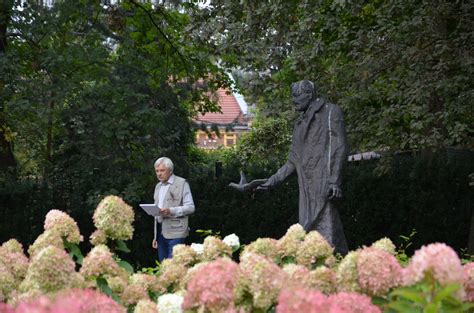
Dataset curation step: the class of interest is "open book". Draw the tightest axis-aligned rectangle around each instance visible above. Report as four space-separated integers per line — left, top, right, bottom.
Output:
139 204 160 216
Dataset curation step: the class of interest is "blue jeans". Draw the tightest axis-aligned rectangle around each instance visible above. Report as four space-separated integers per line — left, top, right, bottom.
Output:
157 233 185 262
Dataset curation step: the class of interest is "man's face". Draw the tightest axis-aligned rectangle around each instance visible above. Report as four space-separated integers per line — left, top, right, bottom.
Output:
155 164 172 183
292 89 313 112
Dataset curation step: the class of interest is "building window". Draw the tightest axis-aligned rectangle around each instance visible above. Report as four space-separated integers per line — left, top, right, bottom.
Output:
226 138 234 146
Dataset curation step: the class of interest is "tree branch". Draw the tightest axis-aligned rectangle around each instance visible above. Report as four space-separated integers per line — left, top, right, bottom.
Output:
126 0 190 75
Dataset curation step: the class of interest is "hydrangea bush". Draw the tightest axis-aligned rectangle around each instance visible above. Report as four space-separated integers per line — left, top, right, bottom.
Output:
0 196 473 313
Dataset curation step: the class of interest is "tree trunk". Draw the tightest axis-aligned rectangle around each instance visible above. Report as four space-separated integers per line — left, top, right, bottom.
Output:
0 1 17 176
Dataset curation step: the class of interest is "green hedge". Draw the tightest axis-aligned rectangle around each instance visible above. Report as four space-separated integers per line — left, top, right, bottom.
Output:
0 151 472 268
187 151 473 257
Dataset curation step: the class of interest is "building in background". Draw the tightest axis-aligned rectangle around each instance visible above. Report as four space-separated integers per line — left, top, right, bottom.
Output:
194 88 251 149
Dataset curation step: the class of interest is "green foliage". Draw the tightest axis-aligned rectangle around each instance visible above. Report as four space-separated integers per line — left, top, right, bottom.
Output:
396 229 417 266
459 248 474 265
0 1 473 272
189 0 474 153
112 240 134 274
116 258 134 275
223 117 292 172
1 0 233 191
96 276 121 303
195 228 221 239
1 150 471 268
140 260 162 276
63 238 84 265
341 151 473 255
115 240 132 253
387 281 472 313
0 1 235 272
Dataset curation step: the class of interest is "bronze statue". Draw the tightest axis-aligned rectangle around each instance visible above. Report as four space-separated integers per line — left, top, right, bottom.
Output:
231 80 349 255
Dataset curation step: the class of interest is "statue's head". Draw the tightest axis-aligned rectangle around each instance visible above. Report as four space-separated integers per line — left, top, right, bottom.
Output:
291 80 315 112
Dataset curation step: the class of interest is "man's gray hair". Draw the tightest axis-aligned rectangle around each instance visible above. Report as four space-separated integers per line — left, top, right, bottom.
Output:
154 157 174 172
291 79 315 95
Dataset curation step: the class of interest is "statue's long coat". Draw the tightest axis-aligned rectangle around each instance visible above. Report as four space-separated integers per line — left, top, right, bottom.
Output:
266 97 349 254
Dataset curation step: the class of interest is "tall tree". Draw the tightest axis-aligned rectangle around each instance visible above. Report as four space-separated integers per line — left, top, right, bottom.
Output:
1 0 231 184
188 0 474 154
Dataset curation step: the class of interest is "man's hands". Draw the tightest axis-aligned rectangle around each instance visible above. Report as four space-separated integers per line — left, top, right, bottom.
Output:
328 184 342 200
152 239 158 249
159 207 171 217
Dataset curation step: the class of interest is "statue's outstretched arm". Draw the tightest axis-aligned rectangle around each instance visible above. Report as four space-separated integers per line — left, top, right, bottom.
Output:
229 178 268 192
257 160 296 190
228 171 267 192
228 160 296 192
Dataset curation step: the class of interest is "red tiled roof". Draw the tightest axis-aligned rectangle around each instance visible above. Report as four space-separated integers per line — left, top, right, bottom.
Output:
194 89 244 125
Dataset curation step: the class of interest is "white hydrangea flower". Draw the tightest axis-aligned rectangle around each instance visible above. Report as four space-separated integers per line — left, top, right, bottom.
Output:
223 234 240 249
190 243 204 255
157 293 184 313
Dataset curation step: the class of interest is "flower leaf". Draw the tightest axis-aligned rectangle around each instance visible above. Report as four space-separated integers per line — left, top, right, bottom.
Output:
433 284 460 304
390 288 426 304
115 240 131 253
117 259 134 274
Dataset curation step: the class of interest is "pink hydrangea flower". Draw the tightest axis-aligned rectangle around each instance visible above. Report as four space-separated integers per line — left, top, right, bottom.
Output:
19 246 80 294
295 231 334 268
134 299 158 313
44 209 82 244
130 273 161 294
14 288 126 313
158 259 188 293
276 288 331 313
237 253 288 311
183 257 239 312
370 237 396 255
0 244 29 288
241 238 279 261
89 229 107 246
120 284 149 306
80 245 124 280
277 224 306 259
1 239 24 254
356 247 402 296
202 236 232 261
0 302 14 313
304 266 337 294
0 263 15 302
171 244 199 267
336 251 360 293
27 230 63 258
107 275 128 294
93 195 135 241
179 261 209 291
463 262 474 302
282 263 310 288
403 243 463 286
14 295 52 313
328 292 381 313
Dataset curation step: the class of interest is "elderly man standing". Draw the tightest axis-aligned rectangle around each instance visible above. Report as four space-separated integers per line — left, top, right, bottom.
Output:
255 80 349 255
152 157 195 261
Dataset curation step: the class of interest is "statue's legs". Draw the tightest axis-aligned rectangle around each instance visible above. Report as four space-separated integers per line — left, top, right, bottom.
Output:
305 199 348 256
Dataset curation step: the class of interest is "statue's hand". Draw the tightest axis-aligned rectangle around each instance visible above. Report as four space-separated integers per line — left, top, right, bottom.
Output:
328 184 342 200
255 179 270 191
229 178 268 192
249 178 268 191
